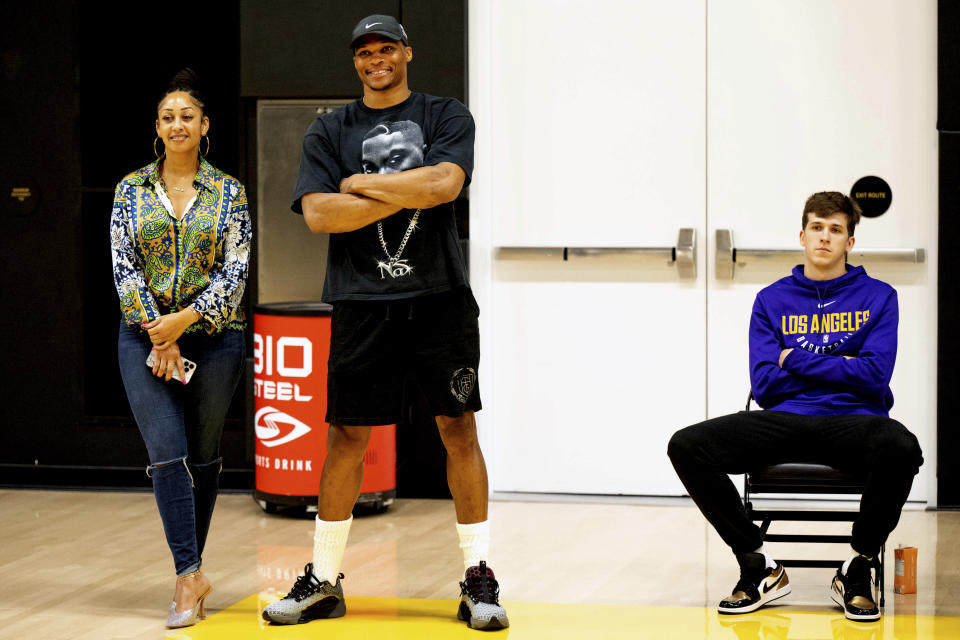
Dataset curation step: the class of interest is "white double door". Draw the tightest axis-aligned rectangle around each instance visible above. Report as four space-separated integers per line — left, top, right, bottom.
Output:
470 0 936 501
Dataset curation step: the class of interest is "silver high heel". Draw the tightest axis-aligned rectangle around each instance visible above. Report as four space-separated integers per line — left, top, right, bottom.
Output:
166 570 212 628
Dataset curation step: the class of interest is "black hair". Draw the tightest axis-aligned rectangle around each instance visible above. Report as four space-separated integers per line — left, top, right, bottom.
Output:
362 121 424 146
157 68 207 115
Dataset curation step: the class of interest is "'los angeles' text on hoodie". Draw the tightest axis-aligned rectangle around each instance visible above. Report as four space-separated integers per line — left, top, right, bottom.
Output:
749 264 897 417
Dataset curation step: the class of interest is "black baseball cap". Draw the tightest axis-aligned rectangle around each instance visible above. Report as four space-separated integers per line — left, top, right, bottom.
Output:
350 14 409 49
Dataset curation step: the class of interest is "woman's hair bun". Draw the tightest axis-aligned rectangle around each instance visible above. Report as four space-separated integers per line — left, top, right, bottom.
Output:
158 68 207 114
168 68 200 92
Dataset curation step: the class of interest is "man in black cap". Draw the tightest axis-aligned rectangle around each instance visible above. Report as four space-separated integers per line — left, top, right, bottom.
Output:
262 14 509 631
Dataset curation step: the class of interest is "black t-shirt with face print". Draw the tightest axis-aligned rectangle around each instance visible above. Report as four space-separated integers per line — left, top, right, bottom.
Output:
292 92 475 302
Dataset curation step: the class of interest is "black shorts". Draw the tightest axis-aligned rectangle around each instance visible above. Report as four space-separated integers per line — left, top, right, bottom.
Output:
326 287 482 426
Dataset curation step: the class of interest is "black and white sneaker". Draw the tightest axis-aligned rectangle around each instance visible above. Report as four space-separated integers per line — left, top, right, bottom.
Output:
458 561 509 630
717 552 791 614
831 555 881 621
261 563 346 625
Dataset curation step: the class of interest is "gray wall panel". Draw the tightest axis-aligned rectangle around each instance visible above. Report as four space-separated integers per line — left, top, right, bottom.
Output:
401 0 466 102
241 0 400 97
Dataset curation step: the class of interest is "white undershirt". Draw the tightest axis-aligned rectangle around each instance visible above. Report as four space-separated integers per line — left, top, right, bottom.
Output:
155 183 197 221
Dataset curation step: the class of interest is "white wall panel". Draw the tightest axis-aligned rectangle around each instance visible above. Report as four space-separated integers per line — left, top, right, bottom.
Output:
491 262 705 495
706 0 938 502
479 0 707 495
489 0 706 246
470 0 937 501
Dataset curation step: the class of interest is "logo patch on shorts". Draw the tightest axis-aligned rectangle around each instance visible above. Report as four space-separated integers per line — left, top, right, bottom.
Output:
450 367 477 404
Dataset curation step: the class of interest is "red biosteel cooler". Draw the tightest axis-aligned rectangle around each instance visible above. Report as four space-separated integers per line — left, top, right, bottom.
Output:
252 302 396 513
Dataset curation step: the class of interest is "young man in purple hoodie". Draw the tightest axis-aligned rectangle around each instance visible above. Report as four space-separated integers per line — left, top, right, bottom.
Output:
668 191 923 622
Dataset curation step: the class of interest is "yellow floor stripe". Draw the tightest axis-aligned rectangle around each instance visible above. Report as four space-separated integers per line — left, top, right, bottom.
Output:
166 595 960 640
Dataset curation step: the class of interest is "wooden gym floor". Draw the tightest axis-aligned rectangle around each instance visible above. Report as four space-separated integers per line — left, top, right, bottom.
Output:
0 489 958 639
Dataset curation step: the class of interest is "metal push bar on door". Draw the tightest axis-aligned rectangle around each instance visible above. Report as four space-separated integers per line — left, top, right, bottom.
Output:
715 229 926 280
495 228 698 280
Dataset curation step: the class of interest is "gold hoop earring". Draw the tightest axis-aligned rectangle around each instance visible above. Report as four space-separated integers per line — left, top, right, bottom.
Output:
153 136 164 159
201 135 210 158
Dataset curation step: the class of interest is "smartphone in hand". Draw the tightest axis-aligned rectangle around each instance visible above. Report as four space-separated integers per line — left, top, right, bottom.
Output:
145 351 198 384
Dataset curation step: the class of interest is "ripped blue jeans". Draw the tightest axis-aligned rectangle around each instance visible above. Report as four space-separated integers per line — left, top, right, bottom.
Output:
118 322 245 575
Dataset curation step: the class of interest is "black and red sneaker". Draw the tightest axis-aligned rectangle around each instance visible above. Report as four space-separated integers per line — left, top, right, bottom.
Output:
458 561 510 630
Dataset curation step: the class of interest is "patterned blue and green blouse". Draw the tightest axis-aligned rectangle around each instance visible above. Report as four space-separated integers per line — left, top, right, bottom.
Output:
110 158 251 334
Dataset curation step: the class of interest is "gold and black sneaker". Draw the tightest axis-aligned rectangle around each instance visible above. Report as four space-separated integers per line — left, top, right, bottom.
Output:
458 561 509 630
830 555 881 621
262 563 346 625
718 552 791 614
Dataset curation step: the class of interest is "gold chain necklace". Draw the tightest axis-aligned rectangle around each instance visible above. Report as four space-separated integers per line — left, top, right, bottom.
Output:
162 165 197 193
164 177 192 193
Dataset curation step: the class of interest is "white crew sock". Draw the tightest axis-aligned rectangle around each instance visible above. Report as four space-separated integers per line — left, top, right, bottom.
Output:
841 556 853 575
456 520 490 571
752 545 777 570
312 515 352 584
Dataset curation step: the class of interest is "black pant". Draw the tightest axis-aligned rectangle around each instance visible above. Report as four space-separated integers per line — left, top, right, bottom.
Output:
667 411 923 558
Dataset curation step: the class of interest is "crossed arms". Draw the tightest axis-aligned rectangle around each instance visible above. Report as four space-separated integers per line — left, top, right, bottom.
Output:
749 290 898 408
301 162 466 234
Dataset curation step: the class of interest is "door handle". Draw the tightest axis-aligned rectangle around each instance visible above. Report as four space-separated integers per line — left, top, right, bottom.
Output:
496 228 698 280
715 229 925 280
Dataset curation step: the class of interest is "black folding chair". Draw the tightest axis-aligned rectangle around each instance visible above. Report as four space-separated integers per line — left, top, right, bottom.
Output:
742 392 885 606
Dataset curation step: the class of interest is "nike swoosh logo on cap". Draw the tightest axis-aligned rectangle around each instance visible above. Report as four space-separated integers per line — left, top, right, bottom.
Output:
365 22 382 28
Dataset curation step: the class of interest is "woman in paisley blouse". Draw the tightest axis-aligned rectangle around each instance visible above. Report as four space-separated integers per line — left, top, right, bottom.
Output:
110 69 251 628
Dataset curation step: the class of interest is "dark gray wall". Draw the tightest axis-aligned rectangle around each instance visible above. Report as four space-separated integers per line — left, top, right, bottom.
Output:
0 0 249 487
1 1 466 496
240 0 465 101
0 1 83 468
938 0 959 508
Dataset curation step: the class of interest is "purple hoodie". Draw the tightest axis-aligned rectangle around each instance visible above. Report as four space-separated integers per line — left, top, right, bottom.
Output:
749 265 897 417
